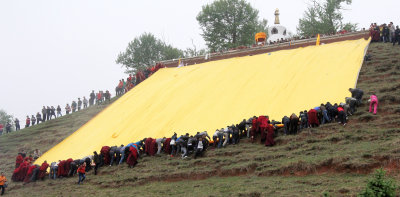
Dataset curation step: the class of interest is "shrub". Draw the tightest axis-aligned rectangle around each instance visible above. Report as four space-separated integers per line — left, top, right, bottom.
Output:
358 168 396 197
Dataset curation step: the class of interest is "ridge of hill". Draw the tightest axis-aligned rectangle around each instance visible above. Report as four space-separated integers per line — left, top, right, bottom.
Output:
1 42 400 196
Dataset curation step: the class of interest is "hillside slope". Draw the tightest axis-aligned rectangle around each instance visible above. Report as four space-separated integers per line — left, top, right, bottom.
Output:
1 42 400 197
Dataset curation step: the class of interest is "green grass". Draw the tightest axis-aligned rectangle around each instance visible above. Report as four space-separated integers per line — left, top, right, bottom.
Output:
1 42 400 196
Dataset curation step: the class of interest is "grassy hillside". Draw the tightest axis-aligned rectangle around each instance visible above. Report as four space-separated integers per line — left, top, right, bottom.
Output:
1 42 400 197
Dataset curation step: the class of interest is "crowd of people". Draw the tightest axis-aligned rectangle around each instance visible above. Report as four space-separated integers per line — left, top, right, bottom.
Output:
369 22 400 45
0 90 113 136
6 85 379 194
115 63 166 96
0 64 169 137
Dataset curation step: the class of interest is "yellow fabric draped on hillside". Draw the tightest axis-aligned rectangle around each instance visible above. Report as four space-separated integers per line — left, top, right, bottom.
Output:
35 38 370 165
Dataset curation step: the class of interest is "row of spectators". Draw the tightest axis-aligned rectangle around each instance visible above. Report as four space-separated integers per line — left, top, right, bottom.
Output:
0 90 112 134
369 22 400 45
115 63 166 96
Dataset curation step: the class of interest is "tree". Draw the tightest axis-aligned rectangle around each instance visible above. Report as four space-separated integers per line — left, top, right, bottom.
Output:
183 39 207 58
116 33 184 73
0 109 14 129
297 0 357 37
197 0 268 52
359 168 396 197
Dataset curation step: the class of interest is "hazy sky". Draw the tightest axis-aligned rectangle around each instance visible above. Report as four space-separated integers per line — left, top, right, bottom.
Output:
0 0 398 125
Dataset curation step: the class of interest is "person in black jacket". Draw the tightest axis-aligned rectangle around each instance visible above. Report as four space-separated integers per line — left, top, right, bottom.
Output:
42 106 47 122
382 24 390 43
395 26 400 46
93 151 100 175
46 106 51 120
349 88 364 105
109 146 117 166
282 116 290 135
89 90 95 106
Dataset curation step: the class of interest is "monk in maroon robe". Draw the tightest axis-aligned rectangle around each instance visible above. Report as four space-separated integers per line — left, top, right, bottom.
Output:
149 139 157 156
145 138 153 155
65 158 73 177
101 146 111 165
17 161 30 181
126 146 138 167
163 138 171 154
38 161 49 180
250 117 258 142
308 109 320 127
258 116 268 142
265 124 275 146
24 165 37 183
12 162 24 181
15 154 23 169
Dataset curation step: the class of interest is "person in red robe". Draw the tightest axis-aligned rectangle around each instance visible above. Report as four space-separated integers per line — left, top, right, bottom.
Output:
17 161 29 181
65 158 73 177
23 164 37 183
57 160 67 177
265 124 275 146
258 116 269 142
15 154 24 169
126 146 138 168
13 161 25 181
38 161 49 180
149 139 157 156
163 138 171 154
144 138 153 155
308 109 320 127
101 146 111 165
250 117 258 143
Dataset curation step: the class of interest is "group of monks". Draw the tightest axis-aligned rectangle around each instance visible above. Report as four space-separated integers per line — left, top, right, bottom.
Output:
249 115 275 146
12 154 49 183
116 63 166 96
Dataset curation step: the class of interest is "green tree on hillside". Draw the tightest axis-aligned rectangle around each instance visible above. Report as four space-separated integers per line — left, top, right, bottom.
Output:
0 109 14 129
197 0 268 52
116 33 184 73
297 0 357 37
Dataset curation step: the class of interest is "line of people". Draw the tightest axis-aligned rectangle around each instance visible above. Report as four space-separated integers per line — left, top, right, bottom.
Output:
115 63 166 96
10 87 379 188
1 90 114 135
370 22 400 45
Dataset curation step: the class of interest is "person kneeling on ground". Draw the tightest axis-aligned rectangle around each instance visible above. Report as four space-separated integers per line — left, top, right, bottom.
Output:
77 163 86 184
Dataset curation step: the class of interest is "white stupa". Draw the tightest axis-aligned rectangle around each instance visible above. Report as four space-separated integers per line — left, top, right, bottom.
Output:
267 9 289 43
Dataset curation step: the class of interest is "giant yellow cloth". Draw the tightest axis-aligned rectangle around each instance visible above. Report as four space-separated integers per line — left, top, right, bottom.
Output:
35 38 370 165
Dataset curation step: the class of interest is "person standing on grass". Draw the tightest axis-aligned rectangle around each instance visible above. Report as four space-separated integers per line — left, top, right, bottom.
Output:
0 172 7 196
31 115 36 126
42 106 47 122
36 112 42 124
83 97 88 109
394 26 400 46
71 101 77 112
14 118 20 131
77 163 86 184
51 106 56 119
77 98 82 111
25 116 31 128
56 105 62 117
65 104 71 115
46 106 51 120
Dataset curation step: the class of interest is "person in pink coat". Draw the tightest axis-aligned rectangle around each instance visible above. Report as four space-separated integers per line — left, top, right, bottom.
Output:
369 94 378 115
